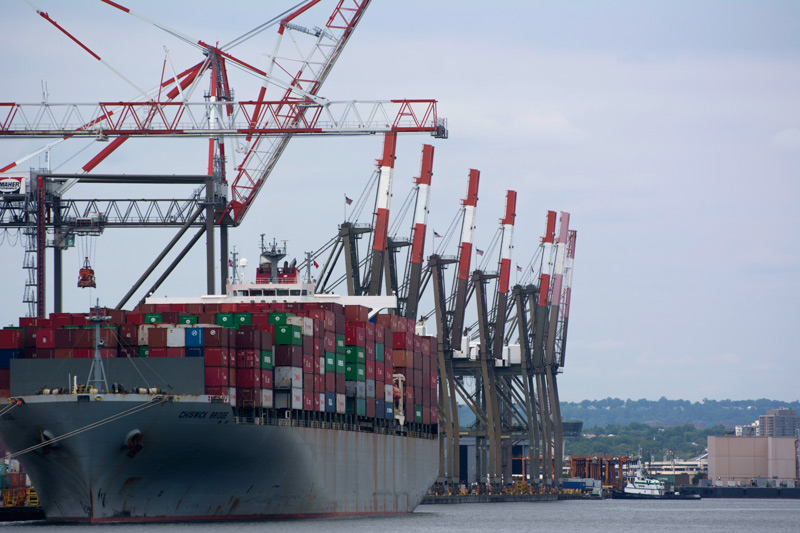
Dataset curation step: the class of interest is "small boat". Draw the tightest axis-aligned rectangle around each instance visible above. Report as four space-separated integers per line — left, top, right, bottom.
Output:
611 461 701 500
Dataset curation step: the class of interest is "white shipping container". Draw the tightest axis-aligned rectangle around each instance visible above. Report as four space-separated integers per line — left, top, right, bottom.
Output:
292 387 303 410
286 316 303 327
291 367 303 387
384 383 393 403
261 389 274 409
302 317 313 337
166 327 186 347
137 324 153 346
228 387 237 407
318 393 325 412
336 393 346 414
274 367 294 389
318 356 325 375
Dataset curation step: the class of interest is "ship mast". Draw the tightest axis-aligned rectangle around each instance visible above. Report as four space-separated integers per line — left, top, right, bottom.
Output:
85 300 111 393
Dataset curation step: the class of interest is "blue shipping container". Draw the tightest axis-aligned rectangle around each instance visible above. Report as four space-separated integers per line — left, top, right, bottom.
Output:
0 348 23 369
185 347 204 358
325 392 336 413
185 327 204 347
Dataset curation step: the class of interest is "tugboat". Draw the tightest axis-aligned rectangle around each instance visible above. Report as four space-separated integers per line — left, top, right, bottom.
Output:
611 461 701 500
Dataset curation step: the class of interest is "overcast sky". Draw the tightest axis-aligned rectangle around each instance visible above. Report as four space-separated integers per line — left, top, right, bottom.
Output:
1 1 798 402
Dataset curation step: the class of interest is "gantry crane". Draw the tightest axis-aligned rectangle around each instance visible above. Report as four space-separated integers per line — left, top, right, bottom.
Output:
0 1 446 317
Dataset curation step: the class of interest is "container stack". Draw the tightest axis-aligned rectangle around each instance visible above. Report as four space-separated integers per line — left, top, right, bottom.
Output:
0 302 439 427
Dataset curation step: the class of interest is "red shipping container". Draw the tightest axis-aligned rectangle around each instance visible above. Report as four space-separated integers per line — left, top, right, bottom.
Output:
205 386 228 396
313 356 321 375
236 329 261 350
166 347 184 358
312 337 322 357
125 313 144 325
302 355 314 374
203 327 225 347
149 347 167 358
204 303 221 313
375 325 385 344
404 386 414 405
392 331 412 350
186 303 204 314
315 375 324 393
237 387 261 408
344 305 368 323
119 345 136 358
422 386 431 407
148 327 167 348
336 373 345 394
0 329 24 349
260 329 273 350
205 367 229 386
50 313 72 327
366 360 375 380
198 313 217 325
0 369 10 388
303 374 314 392
323 331 335 353
422 406 431 425
414 369 423 387
237 369 261 388
345 324 366 347
413 335 423 353
430 371 438 390
393 349 412 368
422 353 431 374
35 328 55 348
118 324 137 346
431 405 438 424
376 362 384 382
384 363 393 378
325 372 336 393
73 348 93 358
303 392 314 411
365 342 374 361
204 347 229 367
236 349 259 368
54 348 72 359
70 314 88 327
301 334 312 355
275 345 302 367
414 351 422 371
366 398 375 418
229 368 237 387
261 369 273 389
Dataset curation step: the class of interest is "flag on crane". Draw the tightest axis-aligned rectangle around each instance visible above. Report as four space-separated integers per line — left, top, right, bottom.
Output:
476 248 484 256
433 230 442 238
313 260 319 268
344 194 353 205
516 264 522 272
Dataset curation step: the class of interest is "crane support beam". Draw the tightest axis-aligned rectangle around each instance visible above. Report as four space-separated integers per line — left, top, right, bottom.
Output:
0 100 444 139
403 143 434 320
368 132 397 296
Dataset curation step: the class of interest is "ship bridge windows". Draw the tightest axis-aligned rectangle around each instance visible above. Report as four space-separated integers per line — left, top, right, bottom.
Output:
276 289 289 296
290 289 301 296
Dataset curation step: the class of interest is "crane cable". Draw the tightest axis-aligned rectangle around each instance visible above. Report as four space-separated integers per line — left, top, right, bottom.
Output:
7 396 168 459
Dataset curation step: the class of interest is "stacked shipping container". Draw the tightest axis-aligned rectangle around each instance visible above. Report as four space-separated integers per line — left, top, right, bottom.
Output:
0 302 439 426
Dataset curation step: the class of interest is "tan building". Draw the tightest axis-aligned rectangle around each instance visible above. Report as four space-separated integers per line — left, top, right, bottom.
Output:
708 436 798 486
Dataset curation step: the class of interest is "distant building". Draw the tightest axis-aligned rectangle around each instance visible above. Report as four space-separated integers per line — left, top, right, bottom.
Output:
758 409 800 437
735 423 758 436
708 436 798 486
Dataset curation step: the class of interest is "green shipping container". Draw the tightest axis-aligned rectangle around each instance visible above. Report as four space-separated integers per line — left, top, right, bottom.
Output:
375 342 384 362
273 324 302 346
325 352 336 373
335 334 346 354
215 313 234 327
414 405 423 423
344 345 365 364
234 312 252 325
344 363 359 381
268 312 292 326
144 313 162 324
179 315 198 325
356 363 366 382
260 349 273 370
335 353 346 374
138 346 149 358
345 398 367 416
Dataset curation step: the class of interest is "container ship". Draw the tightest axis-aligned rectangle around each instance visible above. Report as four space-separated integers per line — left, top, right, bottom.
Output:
0 243 439 522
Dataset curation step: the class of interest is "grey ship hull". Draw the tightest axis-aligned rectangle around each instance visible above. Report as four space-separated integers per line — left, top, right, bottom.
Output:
0 395 438 522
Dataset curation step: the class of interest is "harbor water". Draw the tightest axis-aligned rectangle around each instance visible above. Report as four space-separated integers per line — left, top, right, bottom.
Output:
2 499 799 532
